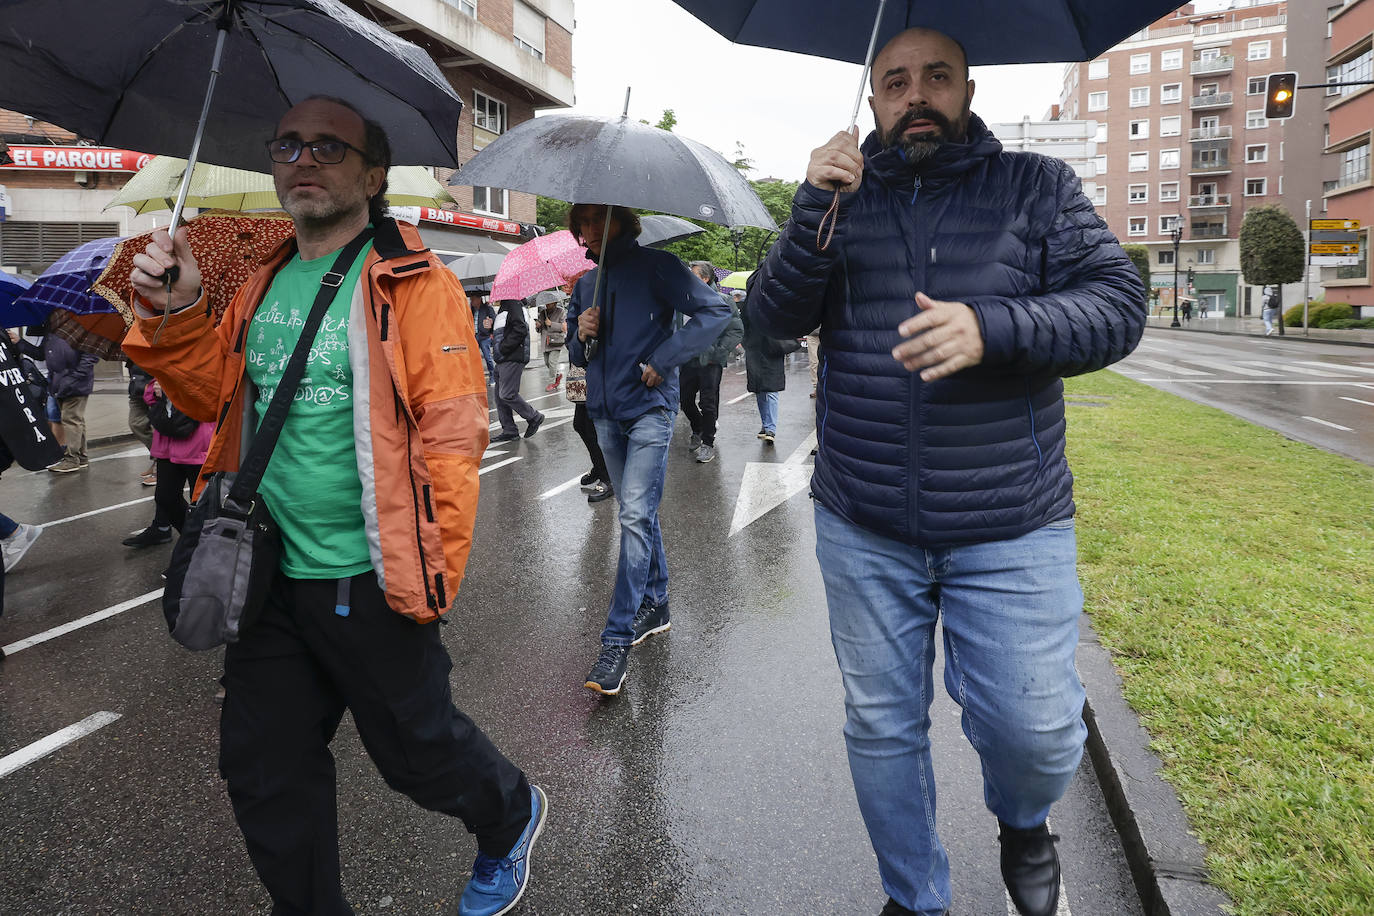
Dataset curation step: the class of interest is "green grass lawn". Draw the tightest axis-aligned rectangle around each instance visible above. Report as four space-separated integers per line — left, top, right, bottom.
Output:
1065 370 1374 916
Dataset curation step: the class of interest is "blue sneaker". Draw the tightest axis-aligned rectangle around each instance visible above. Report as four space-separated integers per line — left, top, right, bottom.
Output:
458 785 547 916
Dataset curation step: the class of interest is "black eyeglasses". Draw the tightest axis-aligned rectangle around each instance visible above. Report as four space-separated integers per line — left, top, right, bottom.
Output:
266 136 364 165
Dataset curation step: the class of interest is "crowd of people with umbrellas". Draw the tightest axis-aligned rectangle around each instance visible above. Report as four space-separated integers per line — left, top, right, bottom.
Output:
0 1 1178 914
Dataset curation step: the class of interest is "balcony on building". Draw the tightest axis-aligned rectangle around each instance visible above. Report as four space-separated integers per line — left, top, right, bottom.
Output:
1190 220 1229 240
1189 125 1232 142
1188 193 1232 209
1190 54 1235 75
1189 149 1231 175
1190 91 1233 110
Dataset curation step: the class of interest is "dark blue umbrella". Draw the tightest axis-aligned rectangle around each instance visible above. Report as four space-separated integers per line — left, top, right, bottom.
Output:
8 238 129 359
0 268 34 325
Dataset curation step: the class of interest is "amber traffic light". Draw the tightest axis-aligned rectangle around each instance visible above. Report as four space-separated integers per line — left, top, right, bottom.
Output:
1265 71 1298 120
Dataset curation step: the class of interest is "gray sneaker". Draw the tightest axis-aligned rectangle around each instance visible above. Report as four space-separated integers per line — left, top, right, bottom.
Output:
689 433 702 451
694 443 715 463
2 523 42 572
47 453 84 474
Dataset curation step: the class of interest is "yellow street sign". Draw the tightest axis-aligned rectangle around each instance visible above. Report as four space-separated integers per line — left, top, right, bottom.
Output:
1310 242 1360 254
1311 219 1361 231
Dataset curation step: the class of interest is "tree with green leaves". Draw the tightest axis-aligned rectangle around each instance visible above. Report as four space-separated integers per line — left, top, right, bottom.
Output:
1239 204 1304 336
638 109 677 132
1122 245 1151 294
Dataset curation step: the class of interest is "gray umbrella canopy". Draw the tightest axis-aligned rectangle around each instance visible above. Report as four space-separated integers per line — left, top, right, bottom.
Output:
450 114 776 230
447 251 507 284
0 0 464 169
638 213 707 248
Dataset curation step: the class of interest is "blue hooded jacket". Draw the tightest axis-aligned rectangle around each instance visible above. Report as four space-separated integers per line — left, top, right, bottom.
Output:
748 115 1145 547
566 235 730 421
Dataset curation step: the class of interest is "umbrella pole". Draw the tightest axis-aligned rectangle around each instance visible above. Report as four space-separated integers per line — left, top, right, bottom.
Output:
819 0 888 251
168 20 231 234
584 87 631 357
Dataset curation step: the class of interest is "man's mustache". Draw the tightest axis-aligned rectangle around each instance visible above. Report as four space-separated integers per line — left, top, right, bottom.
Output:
889 107 953 144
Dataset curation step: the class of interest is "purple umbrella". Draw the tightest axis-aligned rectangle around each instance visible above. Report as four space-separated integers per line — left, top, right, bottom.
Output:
10 238 126 359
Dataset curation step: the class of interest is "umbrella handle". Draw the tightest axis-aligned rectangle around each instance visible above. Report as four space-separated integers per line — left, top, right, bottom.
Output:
819 0 887 252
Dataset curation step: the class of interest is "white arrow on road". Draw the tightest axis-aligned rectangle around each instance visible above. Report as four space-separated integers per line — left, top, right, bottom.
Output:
729 431 817 536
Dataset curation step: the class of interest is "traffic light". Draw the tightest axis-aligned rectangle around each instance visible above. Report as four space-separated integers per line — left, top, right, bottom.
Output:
1187 267 1194 284
1265 72 1298 120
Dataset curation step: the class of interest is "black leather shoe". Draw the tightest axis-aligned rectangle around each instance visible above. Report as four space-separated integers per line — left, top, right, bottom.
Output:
999 820 1061 916
524 412 545 438
878 898 915 915
491 431 519 443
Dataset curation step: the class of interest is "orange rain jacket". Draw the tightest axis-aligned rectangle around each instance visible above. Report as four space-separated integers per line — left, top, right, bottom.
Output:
122 218 489 623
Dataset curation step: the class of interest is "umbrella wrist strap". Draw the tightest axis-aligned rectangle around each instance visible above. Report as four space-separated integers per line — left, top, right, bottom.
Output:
817 188 841 251
227 228 373 506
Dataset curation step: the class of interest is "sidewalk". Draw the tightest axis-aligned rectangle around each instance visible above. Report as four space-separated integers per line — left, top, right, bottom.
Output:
1147 313 1374 348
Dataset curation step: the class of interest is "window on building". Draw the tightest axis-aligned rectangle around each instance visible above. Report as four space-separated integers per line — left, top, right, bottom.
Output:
1247 41 1270 61
1241 17 1261 28
1247 76 1266 95
1128 184 1148 203
1088 91 1108 111
1161 214 1181 233
1197 248 1215 264
473 91 507 136
443 0 477 16
1330 47 1374 99
1246 144 1268 162
1130 54 1151 74
1091 187 1107 207
1129 217 1147 236
1094 154 1107 175
1161 83 1182 103
1160 148 1180 169
1245 178 1267 196
513 0 546 59
1129 119 1150 139
1159 249 1175 265
1246 109 1268 129
1198 82 1219 98
1341 143 1371 187
472 186 508 217
1198 23 1219 35
1160 116 1181 137
1161 49 1182 71
1327 64 1344 97
1089 60 1109 80
1129 151 1149 171
1197 147 1221 167
1094 123 1108 142
1336 230 1369 281
1160 181 1180 202
1130 86 1150 107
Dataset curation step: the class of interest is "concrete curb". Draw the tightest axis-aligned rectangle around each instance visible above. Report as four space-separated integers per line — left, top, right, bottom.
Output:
1149 323 1374 349
1078 617 1235 916
89 432 136 449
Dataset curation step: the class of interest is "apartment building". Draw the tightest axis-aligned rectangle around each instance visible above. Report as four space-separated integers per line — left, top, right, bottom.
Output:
987 117 1100 203
1058 1 1326 316
0 0 574 274
1323 0 1374 312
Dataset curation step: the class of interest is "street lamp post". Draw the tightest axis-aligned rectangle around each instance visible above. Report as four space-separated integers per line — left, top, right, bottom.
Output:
1170 221 1183 328
730 227 745 270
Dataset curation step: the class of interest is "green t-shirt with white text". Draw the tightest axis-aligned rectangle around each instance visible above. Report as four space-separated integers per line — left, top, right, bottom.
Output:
245 240 374 578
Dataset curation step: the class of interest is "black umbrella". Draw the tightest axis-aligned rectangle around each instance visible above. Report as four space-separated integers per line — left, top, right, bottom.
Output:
449 112 776 231
0 0 464 231
638 213 707 249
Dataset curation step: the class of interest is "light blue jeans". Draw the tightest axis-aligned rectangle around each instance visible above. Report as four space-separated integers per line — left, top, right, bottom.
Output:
814 502 1087 916
755 391 778 433
593 408 672 645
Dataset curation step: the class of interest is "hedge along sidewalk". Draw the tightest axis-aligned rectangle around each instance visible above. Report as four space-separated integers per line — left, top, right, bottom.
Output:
1065 370 1374 916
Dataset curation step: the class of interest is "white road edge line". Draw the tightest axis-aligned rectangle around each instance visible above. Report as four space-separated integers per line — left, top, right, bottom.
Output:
37 496 155 529
479 456 523 475
1338 397 1374 407
2 590 164 656
725 392 751 405
0 711 123 779
538 475 583 501
1301 416 1353 432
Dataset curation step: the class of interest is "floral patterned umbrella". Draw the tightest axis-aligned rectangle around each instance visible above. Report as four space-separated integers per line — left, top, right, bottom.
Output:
94 210 297 333
489 231 593 301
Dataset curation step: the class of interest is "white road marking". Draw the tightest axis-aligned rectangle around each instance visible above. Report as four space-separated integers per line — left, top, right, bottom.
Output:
1128 358 1213 376
1 590 163 657
1122 378 1363 385
1301 416 1353 431
1202 362 1271 377
784 430 818 466
1238 360 1345 378
479 456 523 475
0 712 123 779
91 447 148 463
36 496 155 529
1297 360 1374 376
735 369 746 375
538 417 574 434
538 475 583 501
1338 397 1374 407
725 392 752 405
1004 889 1072 915
482 449 508 459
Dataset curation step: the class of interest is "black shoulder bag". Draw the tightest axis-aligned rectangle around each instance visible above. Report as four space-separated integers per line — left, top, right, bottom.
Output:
164 230 373 650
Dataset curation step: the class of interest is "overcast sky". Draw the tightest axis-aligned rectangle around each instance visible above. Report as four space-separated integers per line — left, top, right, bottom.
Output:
556 0 1231 181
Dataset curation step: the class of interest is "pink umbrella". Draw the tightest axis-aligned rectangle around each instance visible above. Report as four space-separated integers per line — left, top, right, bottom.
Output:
489 230 594 301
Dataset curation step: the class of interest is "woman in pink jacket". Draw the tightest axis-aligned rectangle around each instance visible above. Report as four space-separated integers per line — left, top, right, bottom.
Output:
143 380 213 536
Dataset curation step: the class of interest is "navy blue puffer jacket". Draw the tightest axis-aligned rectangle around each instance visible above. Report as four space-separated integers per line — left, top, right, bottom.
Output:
748 115 1145 547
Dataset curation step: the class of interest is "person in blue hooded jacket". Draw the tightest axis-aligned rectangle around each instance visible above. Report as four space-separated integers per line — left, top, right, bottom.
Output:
747 27 1145 916
564 203 730 696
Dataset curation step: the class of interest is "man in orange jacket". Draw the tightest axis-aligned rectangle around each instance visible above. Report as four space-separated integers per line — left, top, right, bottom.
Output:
124 97 544 916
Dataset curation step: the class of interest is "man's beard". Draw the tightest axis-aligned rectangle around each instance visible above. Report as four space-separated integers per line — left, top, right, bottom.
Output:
882 104 968 163
279 180 370 230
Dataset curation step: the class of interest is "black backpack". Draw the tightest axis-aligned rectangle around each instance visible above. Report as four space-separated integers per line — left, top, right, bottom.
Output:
150 394 199 440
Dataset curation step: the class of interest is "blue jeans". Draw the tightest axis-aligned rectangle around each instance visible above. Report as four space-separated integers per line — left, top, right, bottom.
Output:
593 408 672 645
755 391 778 433
813 503 1087 916
477 338 496 378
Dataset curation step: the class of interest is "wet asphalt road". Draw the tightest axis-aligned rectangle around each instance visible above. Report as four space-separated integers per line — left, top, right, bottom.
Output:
1116 330 1374 466
0 356 1142 916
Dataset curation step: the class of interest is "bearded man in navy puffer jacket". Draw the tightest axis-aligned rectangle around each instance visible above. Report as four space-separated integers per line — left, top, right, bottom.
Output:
747 27 1146 916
